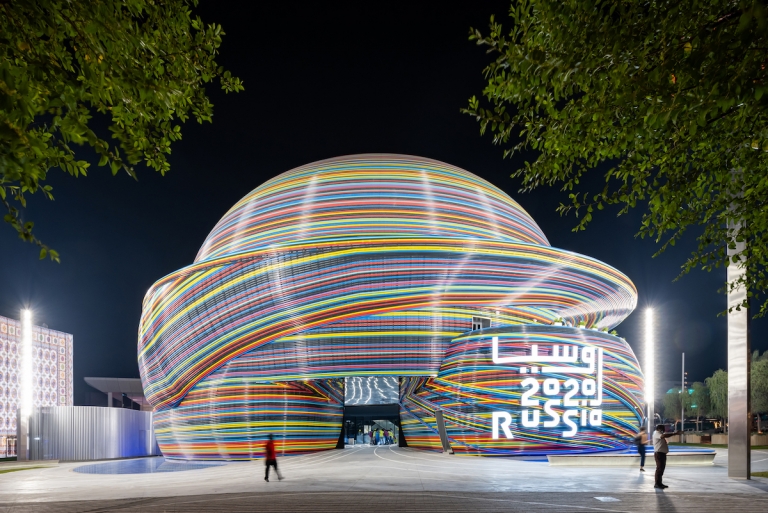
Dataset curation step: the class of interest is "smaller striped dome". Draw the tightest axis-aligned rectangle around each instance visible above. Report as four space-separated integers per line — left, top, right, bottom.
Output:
195 154 549 262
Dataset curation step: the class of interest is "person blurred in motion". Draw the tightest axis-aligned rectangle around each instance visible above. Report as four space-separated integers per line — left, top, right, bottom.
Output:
635 426 648 472
264 434 283 482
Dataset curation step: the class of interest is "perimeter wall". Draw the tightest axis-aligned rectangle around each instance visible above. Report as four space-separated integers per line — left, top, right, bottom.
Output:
20 406 160 461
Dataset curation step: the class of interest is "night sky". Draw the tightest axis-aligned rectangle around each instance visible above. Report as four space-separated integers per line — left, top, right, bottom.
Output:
0 1 764 405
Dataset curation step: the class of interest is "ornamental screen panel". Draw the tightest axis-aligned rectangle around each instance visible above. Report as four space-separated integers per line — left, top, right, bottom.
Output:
0 315 74 445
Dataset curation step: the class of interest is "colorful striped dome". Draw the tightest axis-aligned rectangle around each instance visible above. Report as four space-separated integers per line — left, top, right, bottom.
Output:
138 154 641 460
195 154 549 262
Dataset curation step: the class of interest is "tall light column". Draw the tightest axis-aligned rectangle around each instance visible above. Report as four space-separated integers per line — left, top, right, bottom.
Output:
727 218 751 479
18 309 34 461
645 308 654 438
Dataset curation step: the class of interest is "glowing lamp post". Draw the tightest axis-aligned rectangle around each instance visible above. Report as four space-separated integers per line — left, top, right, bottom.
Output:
18 309 34 460
645 308 654 438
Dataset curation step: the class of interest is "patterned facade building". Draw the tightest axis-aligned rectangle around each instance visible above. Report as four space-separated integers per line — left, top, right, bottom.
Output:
139 154 644 460
0 315 74 455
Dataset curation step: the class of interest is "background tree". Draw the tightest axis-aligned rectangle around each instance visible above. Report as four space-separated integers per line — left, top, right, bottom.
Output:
706 369 729 428
752 350 768 432
464 0 768 315
662 391 680 424
663 387 694 428
0 0 243 260
691 381 711 431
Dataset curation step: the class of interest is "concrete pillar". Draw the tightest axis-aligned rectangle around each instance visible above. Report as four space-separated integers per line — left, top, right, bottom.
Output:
434 409 453 454
727 223 751 479
107 392 113 408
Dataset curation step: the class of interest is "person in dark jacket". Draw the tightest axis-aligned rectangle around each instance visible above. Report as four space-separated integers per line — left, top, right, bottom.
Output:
264 434 283 482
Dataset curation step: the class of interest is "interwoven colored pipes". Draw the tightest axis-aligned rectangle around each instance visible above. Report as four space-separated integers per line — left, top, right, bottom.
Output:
400 326 644 455
138 154 641 460
154 379 344 460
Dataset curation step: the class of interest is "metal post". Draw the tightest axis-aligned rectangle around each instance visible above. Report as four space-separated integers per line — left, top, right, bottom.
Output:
681 353 685 443
727 219 751 479
645 309 655 439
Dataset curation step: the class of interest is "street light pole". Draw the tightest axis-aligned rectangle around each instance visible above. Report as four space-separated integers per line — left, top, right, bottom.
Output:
18 309 33 461
681 352 685 443
645 309 654 439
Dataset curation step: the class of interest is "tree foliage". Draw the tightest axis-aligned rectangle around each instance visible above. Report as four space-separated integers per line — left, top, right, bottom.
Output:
465 0 768 315
753 350 768 415
662 387 694 421
0 0 243 260
691 381 711 419
691 357 767 427
706 369 729 419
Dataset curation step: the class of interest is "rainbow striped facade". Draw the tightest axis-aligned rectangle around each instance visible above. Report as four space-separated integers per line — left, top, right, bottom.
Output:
138 155 643 459
401 327 643 455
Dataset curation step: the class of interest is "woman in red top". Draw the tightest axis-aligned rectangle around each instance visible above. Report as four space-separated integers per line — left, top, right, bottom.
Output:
264 434 283 481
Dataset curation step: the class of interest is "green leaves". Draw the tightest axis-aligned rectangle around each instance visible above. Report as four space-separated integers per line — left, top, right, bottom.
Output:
706 369 729 419
663 386 694 421
0 0 242 259
753 351 768 415
465 0 768 317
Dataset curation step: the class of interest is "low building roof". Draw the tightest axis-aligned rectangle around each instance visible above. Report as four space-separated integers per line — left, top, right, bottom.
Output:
84 377 149 407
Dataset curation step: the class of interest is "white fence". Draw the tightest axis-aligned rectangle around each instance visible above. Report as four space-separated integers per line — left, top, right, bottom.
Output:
19 406 160 461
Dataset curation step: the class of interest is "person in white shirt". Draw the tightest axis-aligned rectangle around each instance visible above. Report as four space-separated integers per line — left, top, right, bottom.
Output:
652 425 681 489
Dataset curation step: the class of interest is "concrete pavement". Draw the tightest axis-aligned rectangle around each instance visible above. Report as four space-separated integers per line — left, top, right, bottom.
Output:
0 446 766 511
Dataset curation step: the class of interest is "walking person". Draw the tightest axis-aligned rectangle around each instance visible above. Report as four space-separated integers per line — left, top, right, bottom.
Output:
652 425 680 489
635 426 648 472
264 434 283 482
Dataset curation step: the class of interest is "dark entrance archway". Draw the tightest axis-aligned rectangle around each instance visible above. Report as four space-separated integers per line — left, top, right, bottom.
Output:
337 404 406 448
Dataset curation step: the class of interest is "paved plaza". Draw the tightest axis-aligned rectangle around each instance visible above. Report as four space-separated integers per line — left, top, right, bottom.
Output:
0 446 767 512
